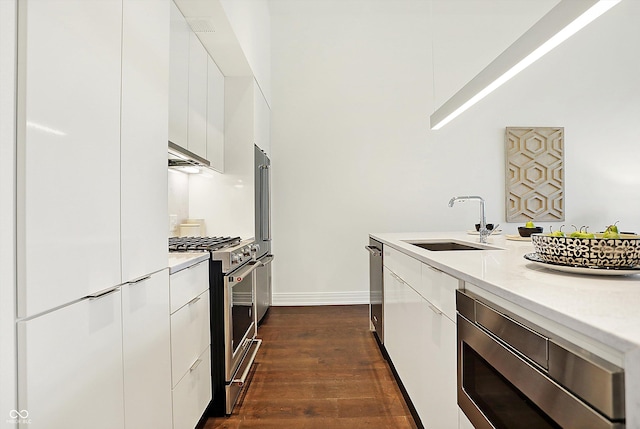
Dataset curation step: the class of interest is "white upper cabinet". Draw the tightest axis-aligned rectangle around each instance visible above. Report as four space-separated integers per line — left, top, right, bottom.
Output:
17 0 122 318
187 33 208 159
121 0 170 282
169 0 190 147
207 56 225 172
169 2 227 168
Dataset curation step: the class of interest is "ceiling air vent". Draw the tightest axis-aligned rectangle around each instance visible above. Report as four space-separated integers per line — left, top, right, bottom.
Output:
185 18 216 33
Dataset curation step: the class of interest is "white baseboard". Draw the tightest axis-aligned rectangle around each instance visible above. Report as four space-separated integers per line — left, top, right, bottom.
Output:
272 291 369 306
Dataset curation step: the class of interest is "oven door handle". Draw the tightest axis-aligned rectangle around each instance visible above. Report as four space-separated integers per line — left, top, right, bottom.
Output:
233 339 262 386
231 260 263 279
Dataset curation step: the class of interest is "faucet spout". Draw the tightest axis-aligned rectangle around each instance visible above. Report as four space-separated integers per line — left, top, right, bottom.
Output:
448 195 489 243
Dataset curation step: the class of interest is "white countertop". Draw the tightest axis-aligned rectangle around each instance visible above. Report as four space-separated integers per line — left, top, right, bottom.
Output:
371 231 640 353
168 252 209 274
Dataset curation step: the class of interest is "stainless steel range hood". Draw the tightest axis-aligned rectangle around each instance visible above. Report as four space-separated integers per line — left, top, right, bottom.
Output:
168 141 210 173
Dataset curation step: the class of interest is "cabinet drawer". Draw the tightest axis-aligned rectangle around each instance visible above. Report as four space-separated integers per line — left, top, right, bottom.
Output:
419 264 460 321
383 247 421 288
170 290 210 387
170 260 208 314
172 347 212 429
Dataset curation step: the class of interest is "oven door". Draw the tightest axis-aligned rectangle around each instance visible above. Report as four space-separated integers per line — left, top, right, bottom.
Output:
224 260 261 381
457 314 625 429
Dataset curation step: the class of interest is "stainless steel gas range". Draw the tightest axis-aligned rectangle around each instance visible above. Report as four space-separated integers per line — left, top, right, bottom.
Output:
169 236 263 416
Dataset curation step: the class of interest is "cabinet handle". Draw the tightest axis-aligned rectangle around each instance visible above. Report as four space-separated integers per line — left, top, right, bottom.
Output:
187 296 201 306
390 272 405 285
86 286 120 300
127 275 151 285
428 303 443 316
189 359 202 372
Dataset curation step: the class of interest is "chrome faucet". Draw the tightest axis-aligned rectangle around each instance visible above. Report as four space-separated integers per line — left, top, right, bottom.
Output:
448 196 491 243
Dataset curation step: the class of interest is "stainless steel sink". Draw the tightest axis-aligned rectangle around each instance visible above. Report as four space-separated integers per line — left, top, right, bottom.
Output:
403 240 502 251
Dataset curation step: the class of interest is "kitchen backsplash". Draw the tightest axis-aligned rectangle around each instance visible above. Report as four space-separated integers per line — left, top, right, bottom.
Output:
168 169 189 237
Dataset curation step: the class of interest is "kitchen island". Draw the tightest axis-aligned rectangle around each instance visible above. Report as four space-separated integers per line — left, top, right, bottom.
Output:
372 231 640 429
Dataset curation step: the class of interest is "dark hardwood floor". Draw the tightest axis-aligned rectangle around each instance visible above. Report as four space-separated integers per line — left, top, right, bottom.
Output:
205 305 418 429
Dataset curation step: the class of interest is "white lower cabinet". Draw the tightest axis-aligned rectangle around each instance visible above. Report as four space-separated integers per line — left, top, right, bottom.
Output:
122 270 172 429
383 247 459 429
172 347 212 429
170 290 210 387
18 290 125 429
170 263 211 429
170 260 209 313
17 269 173 429
419 294 457 428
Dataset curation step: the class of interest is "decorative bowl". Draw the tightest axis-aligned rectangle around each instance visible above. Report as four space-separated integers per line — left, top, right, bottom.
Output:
530 233 640 268
475 223 495 232
518 226 544 237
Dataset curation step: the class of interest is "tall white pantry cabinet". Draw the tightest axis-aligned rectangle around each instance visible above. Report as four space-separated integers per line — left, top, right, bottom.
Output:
16 1 172 428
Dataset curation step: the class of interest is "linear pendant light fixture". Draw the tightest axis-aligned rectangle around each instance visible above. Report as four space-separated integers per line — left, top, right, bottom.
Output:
430 0 621 130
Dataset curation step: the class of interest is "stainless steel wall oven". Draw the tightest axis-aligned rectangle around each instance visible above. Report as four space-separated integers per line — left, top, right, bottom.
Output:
457 289 625 429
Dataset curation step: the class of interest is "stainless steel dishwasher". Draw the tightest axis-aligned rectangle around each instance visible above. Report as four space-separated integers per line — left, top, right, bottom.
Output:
365 238 383 344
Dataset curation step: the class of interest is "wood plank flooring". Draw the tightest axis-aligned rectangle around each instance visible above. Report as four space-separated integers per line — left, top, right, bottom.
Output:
205 305 418 429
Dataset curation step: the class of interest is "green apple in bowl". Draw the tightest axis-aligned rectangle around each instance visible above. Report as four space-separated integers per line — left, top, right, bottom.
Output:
518 221 544 237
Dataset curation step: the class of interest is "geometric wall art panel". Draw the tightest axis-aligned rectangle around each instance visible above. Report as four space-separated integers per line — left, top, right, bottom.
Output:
505 127 564 222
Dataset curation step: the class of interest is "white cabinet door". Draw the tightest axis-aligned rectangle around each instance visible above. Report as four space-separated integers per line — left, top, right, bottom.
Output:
187 33 208 159
17 0 122 318
17 291 124 429
420 263 460 322
382 267 402 364
169 260 209 314
172 347 212 429
207 56 225 172
169 0 190 147
420 302 458 429
170 290 210 387
384 256 460 429
383 267 425 388
122 270 172 429
121 0 170 283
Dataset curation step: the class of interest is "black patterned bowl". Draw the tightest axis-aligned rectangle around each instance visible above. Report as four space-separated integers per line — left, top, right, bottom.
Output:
518 226 544 237
531 233 640 268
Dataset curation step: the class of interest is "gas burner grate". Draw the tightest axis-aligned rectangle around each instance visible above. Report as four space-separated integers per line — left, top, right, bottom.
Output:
169 236 241 252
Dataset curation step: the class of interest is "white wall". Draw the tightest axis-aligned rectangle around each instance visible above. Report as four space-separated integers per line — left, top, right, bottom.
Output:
270 0 640 304
0 0 17 422
270 0 435 304
435 0 640 232
220 0 271 104
431 0 559 106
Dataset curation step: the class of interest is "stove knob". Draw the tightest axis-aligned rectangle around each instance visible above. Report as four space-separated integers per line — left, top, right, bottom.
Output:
251 244 260 253
231 254 240 264
243 247 251 257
